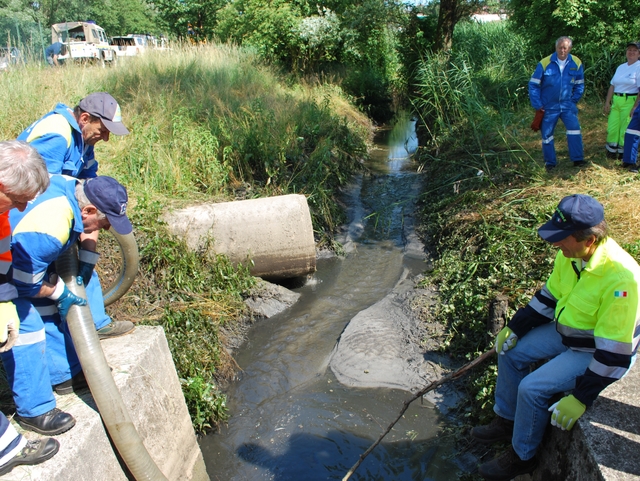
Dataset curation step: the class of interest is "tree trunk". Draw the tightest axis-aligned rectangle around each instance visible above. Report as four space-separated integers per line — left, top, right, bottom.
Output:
435 0 458 52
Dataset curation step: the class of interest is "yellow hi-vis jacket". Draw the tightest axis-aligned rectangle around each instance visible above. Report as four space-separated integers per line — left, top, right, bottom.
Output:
549 237 640 405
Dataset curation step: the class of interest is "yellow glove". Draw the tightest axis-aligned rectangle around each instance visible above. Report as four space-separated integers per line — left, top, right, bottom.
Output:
0 302 19 353
495 326 518 355
548 394 586 431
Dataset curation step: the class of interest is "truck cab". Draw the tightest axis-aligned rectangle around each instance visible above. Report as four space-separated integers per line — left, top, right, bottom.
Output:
51 21 116 64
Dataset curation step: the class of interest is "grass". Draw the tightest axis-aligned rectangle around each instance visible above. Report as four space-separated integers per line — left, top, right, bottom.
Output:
0 43 372 431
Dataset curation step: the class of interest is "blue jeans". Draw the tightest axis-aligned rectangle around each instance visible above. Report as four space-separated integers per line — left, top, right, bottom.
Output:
493 322 592 461
540 106 584 165
623 108 640 165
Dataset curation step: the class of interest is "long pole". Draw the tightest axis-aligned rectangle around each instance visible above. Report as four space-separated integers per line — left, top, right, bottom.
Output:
342 348 495 481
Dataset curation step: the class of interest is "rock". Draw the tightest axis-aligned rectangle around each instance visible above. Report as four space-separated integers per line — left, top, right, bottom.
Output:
244 279 301 318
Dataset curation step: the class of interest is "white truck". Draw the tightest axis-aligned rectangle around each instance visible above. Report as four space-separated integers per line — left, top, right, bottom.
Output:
51 21 116 65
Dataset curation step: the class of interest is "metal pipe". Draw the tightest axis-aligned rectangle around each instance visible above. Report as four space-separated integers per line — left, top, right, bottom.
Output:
56 245 168 481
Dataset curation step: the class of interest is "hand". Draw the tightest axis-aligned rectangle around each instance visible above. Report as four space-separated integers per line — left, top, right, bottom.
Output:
548 394 586 431
495 326 518 355
56 286 87 320
603 103 611 115
0 302 19 353
77 249 100 287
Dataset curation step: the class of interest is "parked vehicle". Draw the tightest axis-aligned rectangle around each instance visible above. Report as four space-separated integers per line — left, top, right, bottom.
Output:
51 21 116 65
110 36 140 57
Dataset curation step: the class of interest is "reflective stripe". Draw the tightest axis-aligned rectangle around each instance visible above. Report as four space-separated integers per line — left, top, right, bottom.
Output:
530 77 541 84
0 259 10 276
13 328 45 347
35 305 58 317
11 269 45 285
0 425 25 467
543 136 555 144
596 336 634 355
0 236 9 256
566 130 581 135
529 296 555 319
626 128 640 136
0 283 17 302
589 359 628 379
574 79 584 84
557 323 594 338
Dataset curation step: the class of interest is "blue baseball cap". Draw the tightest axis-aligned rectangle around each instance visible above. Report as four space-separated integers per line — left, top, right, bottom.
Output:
538 194 604 242
83 176 132 235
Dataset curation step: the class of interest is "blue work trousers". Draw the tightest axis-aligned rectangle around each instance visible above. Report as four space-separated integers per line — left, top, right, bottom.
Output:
493 322 592 461
540 107 584 166
0 297 81 417
0 271 109 417
623 108 640 165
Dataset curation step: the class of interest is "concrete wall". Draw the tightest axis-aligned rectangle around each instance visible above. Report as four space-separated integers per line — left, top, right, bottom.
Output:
6 326 209 481
517 361 640 481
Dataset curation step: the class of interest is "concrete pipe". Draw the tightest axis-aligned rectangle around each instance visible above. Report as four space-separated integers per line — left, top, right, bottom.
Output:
163 194 316 280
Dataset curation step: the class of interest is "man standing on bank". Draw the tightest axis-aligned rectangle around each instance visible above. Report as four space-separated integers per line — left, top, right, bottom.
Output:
529 37 585 172
471 194 640 480
17 92 134 339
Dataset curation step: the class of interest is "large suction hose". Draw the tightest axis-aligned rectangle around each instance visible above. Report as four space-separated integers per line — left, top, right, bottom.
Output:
102 230 140 307
56 245 168 481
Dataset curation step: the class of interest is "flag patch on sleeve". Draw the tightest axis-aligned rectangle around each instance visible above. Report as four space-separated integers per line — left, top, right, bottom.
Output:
614 291 628 298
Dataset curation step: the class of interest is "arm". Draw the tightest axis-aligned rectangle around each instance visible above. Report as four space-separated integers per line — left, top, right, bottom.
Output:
604 85 614 115
528 63 544 110
571 60 585 103
572 277 637 407
508 284 556 338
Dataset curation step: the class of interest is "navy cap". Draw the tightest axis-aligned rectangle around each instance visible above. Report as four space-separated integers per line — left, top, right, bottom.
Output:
83 176 132 235
79 92 130 135
538 194 604 242
627 41 640 49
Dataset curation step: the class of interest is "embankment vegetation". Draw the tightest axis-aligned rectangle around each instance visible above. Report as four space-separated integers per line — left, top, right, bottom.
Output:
0 44 372 431
411 21 640 430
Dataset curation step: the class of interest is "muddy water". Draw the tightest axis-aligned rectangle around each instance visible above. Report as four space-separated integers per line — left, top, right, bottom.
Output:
199 114 461 480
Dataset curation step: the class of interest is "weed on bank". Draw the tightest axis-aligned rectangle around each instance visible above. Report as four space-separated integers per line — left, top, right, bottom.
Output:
0 44 371 431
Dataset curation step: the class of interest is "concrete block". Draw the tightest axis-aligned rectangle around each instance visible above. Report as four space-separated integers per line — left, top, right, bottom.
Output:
529 362 640 480
2 326 208 481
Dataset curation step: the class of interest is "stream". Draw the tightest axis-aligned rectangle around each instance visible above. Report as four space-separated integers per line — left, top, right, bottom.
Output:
199 113 462 481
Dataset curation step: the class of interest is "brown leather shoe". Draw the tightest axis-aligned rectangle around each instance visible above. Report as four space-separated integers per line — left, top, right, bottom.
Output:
470 416 514 444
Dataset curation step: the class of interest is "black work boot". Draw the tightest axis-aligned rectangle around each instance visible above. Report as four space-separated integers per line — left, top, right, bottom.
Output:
53 370 88 395
16 407 76 435
478 446 537 480
470 416 514 444
0 438 60 475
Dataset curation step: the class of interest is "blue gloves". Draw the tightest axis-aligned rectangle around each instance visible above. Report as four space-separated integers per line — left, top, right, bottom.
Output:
548 394 586 431
495 326 518 355
49 278 87 320
56 286 87 319
77 249 100 287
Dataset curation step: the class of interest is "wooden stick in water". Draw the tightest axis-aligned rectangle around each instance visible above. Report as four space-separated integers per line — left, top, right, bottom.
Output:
342 348 495 481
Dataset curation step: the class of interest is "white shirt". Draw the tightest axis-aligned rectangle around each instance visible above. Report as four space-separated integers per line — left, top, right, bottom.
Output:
610 61 640 94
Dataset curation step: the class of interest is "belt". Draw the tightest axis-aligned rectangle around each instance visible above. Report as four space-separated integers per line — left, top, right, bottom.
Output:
614 92 638 97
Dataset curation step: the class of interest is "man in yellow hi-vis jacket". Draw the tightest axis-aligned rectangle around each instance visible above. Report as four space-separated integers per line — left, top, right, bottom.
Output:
471 194 640 480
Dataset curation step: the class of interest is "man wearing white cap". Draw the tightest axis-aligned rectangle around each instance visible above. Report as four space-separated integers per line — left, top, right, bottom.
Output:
471 194 640 480
17 92 133 341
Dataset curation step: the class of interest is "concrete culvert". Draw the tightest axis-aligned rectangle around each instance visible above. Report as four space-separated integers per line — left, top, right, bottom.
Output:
163 194 316 280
